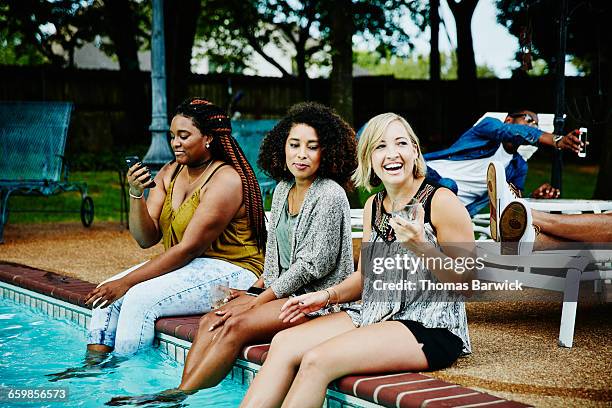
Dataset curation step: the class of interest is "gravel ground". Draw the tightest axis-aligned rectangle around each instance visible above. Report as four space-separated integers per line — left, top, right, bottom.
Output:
0 222 610 407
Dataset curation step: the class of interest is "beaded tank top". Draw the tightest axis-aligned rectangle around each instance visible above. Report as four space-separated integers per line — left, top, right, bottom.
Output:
363 178 471 354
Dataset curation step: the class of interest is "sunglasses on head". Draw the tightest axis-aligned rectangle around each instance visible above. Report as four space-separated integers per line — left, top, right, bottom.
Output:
508 113 539 128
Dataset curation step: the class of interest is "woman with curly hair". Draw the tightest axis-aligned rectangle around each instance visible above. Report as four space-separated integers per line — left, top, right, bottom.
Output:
240 113 474 408
147 101 358 399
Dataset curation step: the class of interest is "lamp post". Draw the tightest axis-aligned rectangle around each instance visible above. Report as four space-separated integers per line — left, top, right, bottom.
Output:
551 0 568 193
143 0 174 175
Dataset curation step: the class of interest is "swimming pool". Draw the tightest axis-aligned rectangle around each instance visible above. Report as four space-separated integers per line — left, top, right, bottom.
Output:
0 298 247 407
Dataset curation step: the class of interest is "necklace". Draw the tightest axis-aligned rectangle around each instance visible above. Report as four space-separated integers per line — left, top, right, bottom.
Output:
187 159 214 185
187 158 213 170
288 186 301 216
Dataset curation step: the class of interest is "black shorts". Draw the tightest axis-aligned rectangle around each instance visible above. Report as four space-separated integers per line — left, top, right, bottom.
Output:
398 320 464 371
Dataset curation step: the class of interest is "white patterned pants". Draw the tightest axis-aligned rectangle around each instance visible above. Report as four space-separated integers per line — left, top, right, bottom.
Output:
87 257 257 355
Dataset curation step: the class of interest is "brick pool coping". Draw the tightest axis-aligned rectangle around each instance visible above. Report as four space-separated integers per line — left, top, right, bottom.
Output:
0 262 530 408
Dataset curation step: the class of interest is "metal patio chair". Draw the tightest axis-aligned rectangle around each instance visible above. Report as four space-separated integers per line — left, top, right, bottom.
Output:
0 101 93 242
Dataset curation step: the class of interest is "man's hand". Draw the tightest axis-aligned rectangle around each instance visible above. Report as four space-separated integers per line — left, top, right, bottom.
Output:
557 130 584 154
531 183 560 199
84 279 131 309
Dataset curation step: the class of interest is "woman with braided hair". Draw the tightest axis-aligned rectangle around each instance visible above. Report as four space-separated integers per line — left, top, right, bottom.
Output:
75 98 266 359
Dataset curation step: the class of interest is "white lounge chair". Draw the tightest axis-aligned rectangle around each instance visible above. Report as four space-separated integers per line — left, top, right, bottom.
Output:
476 243 612 347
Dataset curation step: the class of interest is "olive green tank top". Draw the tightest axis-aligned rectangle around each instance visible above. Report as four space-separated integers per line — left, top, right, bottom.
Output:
158 164 264 277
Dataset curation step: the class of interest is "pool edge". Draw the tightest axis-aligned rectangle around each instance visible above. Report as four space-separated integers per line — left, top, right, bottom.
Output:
0 281 378 408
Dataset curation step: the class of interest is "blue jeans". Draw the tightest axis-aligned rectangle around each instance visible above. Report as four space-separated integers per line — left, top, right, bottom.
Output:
87 257 257 355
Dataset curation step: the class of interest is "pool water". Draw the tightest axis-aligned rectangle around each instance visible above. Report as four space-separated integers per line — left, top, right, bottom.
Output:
0 298 247 407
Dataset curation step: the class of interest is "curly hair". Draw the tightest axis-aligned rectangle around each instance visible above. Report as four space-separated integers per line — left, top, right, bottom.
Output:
258 102 357 190
174 97 266 250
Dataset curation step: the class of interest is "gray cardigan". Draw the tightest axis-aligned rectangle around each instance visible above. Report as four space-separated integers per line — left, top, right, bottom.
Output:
263 178 354 298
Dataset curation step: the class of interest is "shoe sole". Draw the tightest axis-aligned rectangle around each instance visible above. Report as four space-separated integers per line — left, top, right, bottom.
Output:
487 163 498 241
499 201 528 255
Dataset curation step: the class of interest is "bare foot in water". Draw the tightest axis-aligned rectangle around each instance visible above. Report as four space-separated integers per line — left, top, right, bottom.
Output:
105 388 195 406
46 354 125 382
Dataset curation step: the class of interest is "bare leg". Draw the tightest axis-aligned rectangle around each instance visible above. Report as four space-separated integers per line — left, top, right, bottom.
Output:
179 298 307 391
83 344 114 366
87 344 113 353
281 321 429 408
532 211 612 242
104 296 285 406
240 312 355 408
47 345 119 382
183 295 252 377
533 229 568 251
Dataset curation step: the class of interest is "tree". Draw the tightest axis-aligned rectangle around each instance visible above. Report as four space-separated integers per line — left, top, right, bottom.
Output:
0 0 151 144
329 0 354 123
195 1 415 78
353 50 494 80
0 0 151 69
164 0 201 112
446 0 479 82
98 0 150 144
430 0 441 81
193 0 252 74
194 1 321 80
497 0 612 198
193 0 417 119
0 0 99 67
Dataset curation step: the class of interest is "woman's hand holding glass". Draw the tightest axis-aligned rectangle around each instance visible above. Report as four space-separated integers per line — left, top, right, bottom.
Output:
389 203 426 250
278 290 329 323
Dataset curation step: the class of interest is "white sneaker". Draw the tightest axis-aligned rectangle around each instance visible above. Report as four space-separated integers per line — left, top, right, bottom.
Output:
487 162 517 241
499 198 536 255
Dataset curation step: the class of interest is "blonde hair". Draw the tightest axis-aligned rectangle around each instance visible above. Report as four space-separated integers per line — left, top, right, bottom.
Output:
352 113 427 192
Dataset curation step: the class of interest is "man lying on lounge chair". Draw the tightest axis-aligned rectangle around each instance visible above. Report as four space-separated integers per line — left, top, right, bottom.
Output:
424 110 582 216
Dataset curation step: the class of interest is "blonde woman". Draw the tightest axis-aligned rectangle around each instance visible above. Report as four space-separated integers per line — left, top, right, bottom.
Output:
241 113 475 408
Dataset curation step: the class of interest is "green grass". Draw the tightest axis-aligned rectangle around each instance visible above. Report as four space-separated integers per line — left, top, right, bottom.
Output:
4 160 599 225
5 171 125 224
522 160 598 199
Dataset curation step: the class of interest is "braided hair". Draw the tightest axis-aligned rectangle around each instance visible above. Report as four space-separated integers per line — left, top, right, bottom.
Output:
175 97 267 250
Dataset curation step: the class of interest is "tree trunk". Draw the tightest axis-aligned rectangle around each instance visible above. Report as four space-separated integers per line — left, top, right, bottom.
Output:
447 0 479 131
429 0 440 82
104 0 148 145
164 0 201 113
447 0 478 82
295 37 310 99
429 0 442 143
329 0 354 125
105 0 140 73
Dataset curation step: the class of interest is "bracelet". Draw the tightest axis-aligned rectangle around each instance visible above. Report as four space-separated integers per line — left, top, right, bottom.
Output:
329 287 339 306
553 134 563 150
323 289 331 308
129 190 144 199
